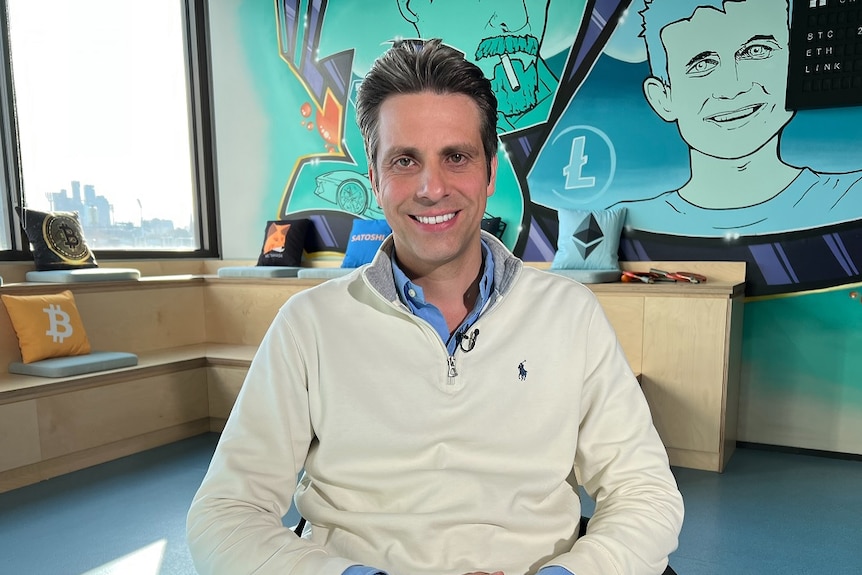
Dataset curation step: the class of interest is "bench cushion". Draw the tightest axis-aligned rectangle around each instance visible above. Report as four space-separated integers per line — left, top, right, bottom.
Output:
217 266 302 278
9 351 139 378
296 267 355 279
26 268 141 283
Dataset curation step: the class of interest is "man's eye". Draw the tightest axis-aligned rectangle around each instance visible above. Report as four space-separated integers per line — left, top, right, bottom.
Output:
395 157 415 167
685 57 718 76
450 153 466 164
738 43 775 61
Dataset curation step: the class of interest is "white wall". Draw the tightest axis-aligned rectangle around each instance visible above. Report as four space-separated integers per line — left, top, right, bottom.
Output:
208 0 270 259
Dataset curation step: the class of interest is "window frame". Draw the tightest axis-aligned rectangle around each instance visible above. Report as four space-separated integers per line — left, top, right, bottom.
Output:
0 0 220 261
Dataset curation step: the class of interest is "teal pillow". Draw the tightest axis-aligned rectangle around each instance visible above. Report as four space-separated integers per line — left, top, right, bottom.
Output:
341 219 392 268
551 207 626 270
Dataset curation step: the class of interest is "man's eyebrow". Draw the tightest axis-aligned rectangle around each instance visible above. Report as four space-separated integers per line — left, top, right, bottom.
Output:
381 146 419 161
685 50 717 68
441 143 481 157
745 34 778 44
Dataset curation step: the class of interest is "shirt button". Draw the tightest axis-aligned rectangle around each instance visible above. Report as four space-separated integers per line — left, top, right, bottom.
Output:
408 288 417 298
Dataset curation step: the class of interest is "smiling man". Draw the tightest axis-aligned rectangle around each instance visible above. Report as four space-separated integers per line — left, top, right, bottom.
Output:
614 0 862 236
188 38 683 575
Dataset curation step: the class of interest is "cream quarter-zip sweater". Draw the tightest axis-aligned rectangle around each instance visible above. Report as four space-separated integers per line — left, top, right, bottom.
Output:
187 232 683 575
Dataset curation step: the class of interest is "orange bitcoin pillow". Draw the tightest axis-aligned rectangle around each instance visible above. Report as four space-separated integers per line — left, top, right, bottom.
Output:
1 290 91 363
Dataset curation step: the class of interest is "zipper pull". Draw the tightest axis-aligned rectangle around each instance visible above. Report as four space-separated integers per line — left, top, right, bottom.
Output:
447 355 458 382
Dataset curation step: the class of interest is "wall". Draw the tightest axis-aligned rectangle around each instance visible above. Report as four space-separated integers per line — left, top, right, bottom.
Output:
207 0 862 454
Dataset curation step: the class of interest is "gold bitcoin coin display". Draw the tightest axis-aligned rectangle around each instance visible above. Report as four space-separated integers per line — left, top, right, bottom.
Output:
42 212 92 263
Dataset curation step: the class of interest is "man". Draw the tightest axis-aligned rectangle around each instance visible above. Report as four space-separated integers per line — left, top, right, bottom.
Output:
187 38 683 575
616 0 862 236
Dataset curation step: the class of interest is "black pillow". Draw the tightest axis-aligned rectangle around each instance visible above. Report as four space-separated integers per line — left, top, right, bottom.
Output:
256 219 310 266
18 207 99 271
481 216 506 239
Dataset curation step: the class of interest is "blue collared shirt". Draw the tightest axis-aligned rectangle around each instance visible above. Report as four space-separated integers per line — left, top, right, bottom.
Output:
391 240 495 354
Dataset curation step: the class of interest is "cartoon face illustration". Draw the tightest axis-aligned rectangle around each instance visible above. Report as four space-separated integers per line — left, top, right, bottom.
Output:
643 0 793 160
396 0 550 119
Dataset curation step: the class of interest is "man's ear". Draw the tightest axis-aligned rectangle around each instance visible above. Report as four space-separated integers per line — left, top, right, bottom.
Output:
396 0 418 24
643 77 676 122
486 154 498 198
369 165 382 203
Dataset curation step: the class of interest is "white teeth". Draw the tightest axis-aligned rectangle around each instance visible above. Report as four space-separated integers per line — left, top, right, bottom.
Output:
707 104 760 123
416 213 455 225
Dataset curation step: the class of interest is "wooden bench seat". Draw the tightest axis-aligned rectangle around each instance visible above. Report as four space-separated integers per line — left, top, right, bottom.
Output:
0 343 259 493
0 260 746 492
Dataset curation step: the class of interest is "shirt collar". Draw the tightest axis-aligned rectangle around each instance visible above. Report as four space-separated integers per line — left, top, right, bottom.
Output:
391 240 495 338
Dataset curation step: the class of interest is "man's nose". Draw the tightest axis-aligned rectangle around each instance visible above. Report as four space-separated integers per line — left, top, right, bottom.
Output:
416 164 448 201
712 63 754 100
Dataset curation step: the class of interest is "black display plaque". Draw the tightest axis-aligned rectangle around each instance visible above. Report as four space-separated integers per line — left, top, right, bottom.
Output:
786 0 862 110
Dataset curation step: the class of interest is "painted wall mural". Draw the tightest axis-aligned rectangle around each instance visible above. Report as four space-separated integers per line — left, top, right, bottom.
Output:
266 0 590 257
234 0 862 454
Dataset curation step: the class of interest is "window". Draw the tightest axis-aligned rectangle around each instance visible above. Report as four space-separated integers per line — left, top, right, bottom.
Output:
0 0 217 257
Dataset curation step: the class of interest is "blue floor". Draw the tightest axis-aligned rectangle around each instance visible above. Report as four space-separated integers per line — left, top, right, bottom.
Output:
1 433 860 574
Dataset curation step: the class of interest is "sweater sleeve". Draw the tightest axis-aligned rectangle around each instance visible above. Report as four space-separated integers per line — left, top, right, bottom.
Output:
186 306 355 575
546 298 684 575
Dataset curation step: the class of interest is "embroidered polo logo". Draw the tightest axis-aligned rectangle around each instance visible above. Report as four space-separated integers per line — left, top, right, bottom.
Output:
517 360 527 381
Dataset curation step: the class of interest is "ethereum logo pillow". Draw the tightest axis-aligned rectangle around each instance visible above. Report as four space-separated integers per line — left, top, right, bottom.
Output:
551 207 627 270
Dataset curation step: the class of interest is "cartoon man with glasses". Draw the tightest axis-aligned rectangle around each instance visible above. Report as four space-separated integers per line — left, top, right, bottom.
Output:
615 0 862 237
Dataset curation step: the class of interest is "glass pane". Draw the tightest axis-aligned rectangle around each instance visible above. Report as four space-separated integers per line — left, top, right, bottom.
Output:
7 0 199 250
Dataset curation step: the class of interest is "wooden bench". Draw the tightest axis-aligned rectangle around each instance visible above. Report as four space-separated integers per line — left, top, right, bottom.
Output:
0 260 746 493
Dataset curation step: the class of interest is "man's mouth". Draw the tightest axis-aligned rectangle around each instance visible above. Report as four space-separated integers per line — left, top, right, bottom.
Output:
704 103 763 124
475 35 539 93
413 212 456 225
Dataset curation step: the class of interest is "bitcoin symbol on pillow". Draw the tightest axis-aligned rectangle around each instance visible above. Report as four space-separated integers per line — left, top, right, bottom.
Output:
44 213 90 262
43 304 73 343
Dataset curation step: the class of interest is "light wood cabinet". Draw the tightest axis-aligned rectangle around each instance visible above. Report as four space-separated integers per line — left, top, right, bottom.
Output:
588 262 746 472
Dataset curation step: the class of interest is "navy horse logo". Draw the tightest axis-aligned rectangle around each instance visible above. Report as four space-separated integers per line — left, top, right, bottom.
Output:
518 360 527 381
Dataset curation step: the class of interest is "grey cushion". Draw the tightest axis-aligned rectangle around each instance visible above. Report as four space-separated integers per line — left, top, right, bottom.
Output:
217 266 302 278
296 267 355 279
546 269 621 283
9 351 139 378
26 268 140 283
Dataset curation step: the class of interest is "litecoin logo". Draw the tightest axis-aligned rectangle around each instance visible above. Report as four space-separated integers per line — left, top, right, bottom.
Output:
43 213 91 262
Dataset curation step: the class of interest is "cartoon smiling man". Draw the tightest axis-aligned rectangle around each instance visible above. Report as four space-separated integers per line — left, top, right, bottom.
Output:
615 0 862 236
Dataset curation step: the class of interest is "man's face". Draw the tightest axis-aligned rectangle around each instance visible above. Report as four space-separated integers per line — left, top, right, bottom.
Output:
404 0 546 117
369 91 496 277
659 0 793 159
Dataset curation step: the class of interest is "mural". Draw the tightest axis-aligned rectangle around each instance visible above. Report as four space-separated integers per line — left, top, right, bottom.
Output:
266 0 630 257
530 0 862 297
233 0 862 454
